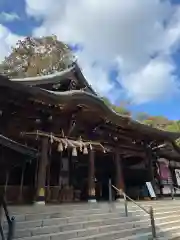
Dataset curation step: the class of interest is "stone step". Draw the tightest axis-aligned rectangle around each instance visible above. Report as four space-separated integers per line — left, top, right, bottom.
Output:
8 209 180 231
12 216 180 239
71 232 162 240
6 207 180 231
6 211 125 224
7 200 180 240
7 205 180 221
15 222 180 240
131 208 180 217
9 203 114 214
9 200 180 215
3 205 180 234
8 214 143 230
13 215 152 239
14 225 153 240
15 216 180 238
157 225 180 239
13 220 151 239
8 203 180 223
125 204 180 212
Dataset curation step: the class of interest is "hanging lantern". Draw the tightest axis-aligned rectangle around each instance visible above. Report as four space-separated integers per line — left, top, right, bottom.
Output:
72 147 77 156
57 142 63 152
83 145 88 155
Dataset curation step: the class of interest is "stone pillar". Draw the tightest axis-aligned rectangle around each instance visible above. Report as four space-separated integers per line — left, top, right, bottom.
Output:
36 137 49 205
115 150 124 200
88 149 96 202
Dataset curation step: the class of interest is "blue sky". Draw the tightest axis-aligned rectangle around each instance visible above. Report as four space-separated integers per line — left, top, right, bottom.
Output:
1 0 180 120
0 0 41 35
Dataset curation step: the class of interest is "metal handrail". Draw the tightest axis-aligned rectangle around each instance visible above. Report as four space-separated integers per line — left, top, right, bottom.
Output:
0 196 15 240
173 186 180 191
172 186 180 199
111 184 156 239
112 185 149 214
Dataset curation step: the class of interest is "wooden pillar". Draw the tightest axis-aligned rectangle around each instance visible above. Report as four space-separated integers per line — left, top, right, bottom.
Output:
146 146 156 190
149 155 154 183
115 150 124 200
156 161 163 197
4 170 9 200
18 163 26 203
36 137 49 204
88 149 96 202
145 144 157 200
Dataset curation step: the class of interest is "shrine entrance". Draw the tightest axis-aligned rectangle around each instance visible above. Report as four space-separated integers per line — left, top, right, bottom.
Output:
45 149 116 203
123 156 151 200
95 152 115 201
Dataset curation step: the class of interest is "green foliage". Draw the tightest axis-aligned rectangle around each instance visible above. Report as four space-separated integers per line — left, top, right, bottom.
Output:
135 112 149 122
102 97 131 116
111 105 131 116
165 121 180 132
141 116 171 128
101 97 111 107
102 97 180 139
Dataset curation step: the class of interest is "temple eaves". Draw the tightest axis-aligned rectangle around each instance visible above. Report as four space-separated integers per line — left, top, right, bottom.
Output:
1 70 180 142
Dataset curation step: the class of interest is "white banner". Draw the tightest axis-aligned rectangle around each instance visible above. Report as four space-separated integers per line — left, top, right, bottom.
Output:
175 169 180 186
146 182 156 198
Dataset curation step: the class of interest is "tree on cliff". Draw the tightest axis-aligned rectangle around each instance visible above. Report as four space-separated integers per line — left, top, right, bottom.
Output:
0 35 75 78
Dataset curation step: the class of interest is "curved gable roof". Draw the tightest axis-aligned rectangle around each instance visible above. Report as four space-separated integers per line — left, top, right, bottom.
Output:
9 63 97 95
0 74 180 141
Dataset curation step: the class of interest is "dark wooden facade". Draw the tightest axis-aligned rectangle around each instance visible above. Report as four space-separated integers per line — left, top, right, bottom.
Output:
0 64 180 204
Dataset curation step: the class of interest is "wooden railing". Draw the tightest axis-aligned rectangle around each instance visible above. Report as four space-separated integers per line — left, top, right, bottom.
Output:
0 195 15 240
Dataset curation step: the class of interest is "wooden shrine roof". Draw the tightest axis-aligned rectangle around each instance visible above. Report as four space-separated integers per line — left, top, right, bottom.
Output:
10 66 74 85
9 63 96 95
156 141 180 161
0 73 180 143
0 134 37 158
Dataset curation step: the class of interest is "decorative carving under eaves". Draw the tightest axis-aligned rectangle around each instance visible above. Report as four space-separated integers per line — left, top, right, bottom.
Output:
69 79 77 90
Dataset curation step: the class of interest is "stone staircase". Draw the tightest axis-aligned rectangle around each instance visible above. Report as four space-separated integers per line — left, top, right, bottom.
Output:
3 200 180 240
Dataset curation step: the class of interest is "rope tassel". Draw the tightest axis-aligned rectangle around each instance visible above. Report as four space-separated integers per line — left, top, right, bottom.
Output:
57 142 63 152
83 146 88 155
72 147 77 156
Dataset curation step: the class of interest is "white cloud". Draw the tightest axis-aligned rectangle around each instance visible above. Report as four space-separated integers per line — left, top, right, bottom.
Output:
0 12 20 22
0 24 22 62
3 0 179 103
122 56 179 104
